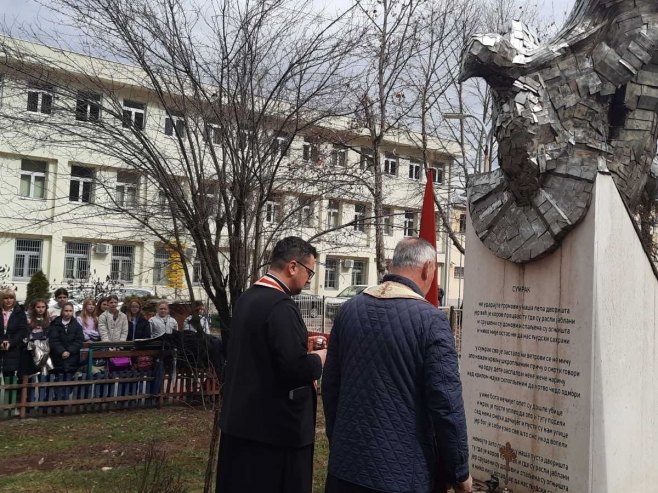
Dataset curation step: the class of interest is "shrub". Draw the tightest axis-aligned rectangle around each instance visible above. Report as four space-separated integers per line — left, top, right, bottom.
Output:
26 270 50 304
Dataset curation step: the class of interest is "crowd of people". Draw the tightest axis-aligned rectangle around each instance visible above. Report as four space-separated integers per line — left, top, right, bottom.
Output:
0 287 212 377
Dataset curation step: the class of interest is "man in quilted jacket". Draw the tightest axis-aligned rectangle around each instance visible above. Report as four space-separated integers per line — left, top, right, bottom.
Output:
322 237 472 493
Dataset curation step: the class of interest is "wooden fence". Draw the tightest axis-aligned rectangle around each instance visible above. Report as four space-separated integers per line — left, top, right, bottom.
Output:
0 344 220 420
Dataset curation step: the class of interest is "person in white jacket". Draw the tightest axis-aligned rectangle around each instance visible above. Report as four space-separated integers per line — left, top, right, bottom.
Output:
98 295 128 342
149 301 179 337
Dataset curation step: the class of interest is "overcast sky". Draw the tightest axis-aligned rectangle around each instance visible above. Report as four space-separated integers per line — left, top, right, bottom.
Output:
2 0 577 36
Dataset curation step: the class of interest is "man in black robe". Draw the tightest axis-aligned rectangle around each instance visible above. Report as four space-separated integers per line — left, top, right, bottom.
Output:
216 236 327 493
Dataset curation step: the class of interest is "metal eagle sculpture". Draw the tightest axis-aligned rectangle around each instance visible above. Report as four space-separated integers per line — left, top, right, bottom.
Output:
460 0 658 262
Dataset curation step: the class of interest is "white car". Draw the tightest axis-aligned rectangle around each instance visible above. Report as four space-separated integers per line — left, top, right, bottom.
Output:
326 285 371 320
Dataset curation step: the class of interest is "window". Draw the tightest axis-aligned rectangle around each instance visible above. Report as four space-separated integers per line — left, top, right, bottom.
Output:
203 181 219 217
429 163 444 184
383 207 394 236
384 154 398 176
13 239 42 279
408 160 421 180
164 111 185 136
354 203 366 232
327 199 339 228
206 123 221 145
153 246 168 284
403 211 416 236
360 148 374 170
116 172 139 207
75 91 101 122
111 245 134 283
265 199 280 223
302 138 319 163
331 145 346 167
27 84 53 114
122 100 145 130
69 166 94 203
324 258 338 289
454 266 465 279
271 134 290 158
459 213 467 233
352 260 366 285
19 159 47 199
158 190 169 212
193 259 202 284
299 197 313 228
64 242 90 280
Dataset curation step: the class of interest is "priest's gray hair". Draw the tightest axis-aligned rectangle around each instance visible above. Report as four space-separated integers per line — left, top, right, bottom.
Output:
391 238 436 268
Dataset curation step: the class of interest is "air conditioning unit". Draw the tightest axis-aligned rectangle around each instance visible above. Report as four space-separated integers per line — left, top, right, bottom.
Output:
95 243 112 255
341 259 355 269
184 247 197 259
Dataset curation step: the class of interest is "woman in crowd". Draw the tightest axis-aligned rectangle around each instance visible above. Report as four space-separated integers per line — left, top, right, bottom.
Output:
126 300 150 340
48 302 84 374
95 297 109 317
77 298 101 342
0 288 28 376
48 287 69 321
183 301 211 334
21 298 52 376
149 301 178 337
98 295 128 342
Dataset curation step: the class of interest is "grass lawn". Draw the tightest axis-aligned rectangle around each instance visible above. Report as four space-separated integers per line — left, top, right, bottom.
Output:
0 406 330 493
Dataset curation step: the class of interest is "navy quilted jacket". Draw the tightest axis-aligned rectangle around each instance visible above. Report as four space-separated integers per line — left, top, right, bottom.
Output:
322 275 469 493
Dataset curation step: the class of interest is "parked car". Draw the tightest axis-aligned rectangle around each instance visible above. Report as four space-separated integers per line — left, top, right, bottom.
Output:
292 293 323 318
326 285 371 320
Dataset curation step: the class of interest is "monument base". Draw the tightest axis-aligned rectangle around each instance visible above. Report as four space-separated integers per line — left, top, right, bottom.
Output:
462 173 658 492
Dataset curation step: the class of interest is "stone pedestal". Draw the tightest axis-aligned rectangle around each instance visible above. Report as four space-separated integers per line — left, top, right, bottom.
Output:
461 173 658 492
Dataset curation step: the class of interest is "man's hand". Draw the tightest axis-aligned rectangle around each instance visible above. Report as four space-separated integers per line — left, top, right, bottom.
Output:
454 475 473 493
62 351 70 359
311 348 327 366
1 341 9 351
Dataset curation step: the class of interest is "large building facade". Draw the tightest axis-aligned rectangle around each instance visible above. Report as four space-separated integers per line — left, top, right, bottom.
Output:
0 37 466 305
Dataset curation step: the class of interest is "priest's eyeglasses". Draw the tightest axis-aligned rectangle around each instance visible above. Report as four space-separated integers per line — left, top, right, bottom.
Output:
295 260 315 281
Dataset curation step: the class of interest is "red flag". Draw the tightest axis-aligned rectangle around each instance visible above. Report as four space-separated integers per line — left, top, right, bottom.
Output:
419 169 439 306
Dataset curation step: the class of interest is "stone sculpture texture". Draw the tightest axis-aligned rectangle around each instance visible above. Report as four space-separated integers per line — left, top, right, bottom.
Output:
460 0 658 263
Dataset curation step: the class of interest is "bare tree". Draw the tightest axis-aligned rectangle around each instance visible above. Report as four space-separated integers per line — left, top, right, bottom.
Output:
0 0 360 328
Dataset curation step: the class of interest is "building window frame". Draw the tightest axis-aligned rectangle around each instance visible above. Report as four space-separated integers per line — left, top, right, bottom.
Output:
265 199 280 224
408 160 421 180
26 84 53 115
64 242 91 280
403 211 416 237
164 111 185 137
69 165 94 203
327 199 340 228
19 159 47 199
302 138 319 164
354 203 366 232
383 207 394 236
352 260 366 285
330 145 347 167
116 172 139 208
153 245 168 284
13 239 43 280
324 257 338 289
384 154 398 176
429 163 444 184
454 266 465 279
459 212 467 233
122 100 146 130
75 91 101 122
110 245 135 283
360 147 374 170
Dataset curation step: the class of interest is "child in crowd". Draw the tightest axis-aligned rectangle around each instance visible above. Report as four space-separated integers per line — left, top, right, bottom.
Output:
98 295 128 342
95 297 109 317
149 301 178 337
77 298 101 342
48 302 84 374
183 301 211 334
48 288 69 321
126 300 151 340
